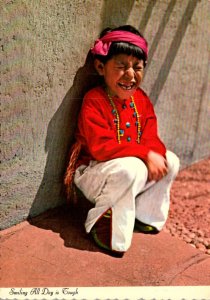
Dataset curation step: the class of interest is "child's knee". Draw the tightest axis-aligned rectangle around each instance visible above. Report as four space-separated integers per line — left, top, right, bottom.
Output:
114 157 148 182
166 151 180 178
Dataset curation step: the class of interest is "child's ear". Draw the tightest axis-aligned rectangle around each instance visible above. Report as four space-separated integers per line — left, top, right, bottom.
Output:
94 59 105 76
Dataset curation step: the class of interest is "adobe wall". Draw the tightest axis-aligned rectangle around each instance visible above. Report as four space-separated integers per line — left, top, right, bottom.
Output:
1 0 209 229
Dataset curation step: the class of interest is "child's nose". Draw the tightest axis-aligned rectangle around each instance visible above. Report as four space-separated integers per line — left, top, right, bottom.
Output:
124 68 135 80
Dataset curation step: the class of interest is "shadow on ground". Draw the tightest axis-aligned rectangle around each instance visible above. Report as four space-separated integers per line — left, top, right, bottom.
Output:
27 194 101 253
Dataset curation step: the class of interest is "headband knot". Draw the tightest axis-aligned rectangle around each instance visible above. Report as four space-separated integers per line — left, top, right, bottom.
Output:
91 30 148 59
92 39 111 56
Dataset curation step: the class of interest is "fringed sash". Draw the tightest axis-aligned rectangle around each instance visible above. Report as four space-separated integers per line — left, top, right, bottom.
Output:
64 141 81 202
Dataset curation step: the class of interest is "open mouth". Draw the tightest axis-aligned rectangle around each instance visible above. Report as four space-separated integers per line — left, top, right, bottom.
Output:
118 82 136 90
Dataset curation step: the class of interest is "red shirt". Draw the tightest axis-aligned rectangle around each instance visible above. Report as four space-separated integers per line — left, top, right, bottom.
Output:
76 86 166 165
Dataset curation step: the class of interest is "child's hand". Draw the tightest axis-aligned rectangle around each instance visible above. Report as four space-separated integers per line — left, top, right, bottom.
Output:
146 151 168 181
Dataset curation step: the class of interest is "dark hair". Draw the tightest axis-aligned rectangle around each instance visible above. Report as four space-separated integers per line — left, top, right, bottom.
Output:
95 25 147 66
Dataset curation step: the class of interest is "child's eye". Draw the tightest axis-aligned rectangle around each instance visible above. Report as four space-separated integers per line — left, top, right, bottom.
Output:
116 66 125 69
135 66 143 71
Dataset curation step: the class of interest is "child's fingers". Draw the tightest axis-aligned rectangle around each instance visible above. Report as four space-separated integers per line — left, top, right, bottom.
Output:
149 165 168 181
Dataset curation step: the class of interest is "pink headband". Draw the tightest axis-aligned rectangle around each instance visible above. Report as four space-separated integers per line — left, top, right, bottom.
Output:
91 30 148 59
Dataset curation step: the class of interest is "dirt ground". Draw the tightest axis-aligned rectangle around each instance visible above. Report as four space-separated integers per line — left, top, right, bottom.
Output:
165 157 210 255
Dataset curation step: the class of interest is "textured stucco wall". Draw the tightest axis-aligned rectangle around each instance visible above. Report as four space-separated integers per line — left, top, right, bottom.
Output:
1 0 209 229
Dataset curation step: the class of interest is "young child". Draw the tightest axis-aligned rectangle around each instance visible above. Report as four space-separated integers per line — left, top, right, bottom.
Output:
65 25 180 256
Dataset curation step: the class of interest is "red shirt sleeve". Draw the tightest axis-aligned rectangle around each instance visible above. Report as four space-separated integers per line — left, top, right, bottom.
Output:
76 87 166 163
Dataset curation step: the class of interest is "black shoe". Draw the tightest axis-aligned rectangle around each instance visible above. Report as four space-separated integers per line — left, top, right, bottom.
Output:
134 219 159 234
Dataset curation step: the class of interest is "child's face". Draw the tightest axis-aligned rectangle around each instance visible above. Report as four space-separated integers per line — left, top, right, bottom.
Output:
95 54 144 100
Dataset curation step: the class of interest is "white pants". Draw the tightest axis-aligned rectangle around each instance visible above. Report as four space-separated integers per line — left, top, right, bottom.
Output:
74 151 180 252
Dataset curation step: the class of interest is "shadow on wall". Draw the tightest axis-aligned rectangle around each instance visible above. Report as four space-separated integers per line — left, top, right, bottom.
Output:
147 0 198 105
28 52 102 218
28 0 136 219
100 0 135 28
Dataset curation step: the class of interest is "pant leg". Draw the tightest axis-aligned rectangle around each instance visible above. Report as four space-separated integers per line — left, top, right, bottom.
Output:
135 150 180 231
74 157 148 252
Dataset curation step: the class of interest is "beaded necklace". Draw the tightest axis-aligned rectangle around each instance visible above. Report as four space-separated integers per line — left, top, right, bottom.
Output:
107 93 141 144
